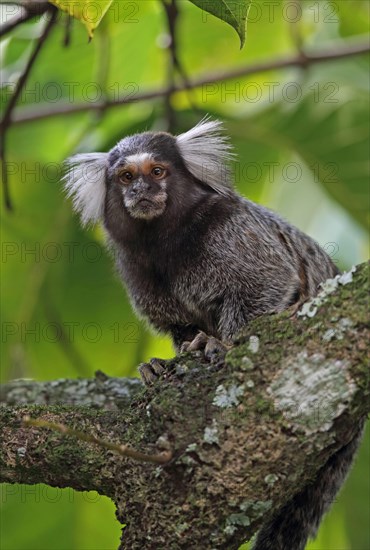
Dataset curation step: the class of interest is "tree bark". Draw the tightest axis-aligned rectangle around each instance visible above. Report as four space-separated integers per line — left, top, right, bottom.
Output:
1 262 369 550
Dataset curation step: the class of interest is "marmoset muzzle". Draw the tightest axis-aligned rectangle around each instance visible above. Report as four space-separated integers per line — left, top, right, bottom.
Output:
124 178 167 220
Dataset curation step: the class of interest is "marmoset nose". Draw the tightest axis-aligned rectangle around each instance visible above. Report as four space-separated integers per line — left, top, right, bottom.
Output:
132 178 151 194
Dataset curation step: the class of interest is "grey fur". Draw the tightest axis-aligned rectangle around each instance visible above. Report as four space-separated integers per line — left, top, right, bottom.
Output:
63 119 363 550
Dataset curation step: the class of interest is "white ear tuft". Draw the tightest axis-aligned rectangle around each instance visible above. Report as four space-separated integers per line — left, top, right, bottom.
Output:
176 118 235 194
63 153 108 226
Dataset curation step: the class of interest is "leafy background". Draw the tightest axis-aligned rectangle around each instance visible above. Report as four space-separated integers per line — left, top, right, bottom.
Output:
0 0 369 548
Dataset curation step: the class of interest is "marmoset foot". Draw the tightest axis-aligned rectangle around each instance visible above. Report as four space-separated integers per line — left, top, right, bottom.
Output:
180 331 229 362
138 358 166 385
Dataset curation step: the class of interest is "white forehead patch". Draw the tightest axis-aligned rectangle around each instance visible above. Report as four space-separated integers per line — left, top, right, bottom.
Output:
125 152 153 164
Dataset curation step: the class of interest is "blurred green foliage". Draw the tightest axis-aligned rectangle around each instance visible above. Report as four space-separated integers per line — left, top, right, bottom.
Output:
0 0 369 548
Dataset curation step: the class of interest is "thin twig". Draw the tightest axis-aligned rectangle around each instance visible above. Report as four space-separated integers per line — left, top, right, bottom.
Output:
0 6 57 210
23 416 173 464
63 13 73 47
161 0 178 131
161 0 199 129
11 39 370 125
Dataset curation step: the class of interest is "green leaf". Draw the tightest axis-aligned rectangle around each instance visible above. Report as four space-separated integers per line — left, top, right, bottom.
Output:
188 0 251 47
48 0 113 38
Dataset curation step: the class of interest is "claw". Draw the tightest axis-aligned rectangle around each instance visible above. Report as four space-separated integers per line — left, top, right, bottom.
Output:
181 332 208 352
204 337 227 363
138 358 165 385
186 331 208 351
182 331 229 363
150 358 165 375
180 340 191 353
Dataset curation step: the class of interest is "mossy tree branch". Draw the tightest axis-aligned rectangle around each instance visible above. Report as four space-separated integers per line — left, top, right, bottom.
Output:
0 262 369 550
0 374 142 408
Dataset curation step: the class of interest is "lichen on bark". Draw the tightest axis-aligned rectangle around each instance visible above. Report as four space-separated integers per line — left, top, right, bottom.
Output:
0 262 369 549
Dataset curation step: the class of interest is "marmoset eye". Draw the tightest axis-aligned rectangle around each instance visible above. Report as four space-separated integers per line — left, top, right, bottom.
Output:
152 167 166 178
119 172 133 184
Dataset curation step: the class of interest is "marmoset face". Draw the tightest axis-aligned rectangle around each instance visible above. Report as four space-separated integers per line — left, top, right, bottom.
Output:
113 153 169 220
107 132 185 221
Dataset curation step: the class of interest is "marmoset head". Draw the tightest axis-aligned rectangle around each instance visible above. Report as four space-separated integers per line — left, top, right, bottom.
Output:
63 119 234 226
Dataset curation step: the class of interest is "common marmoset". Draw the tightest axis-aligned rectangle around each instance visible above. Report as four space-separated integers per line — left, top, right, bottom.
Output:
64 119 363 550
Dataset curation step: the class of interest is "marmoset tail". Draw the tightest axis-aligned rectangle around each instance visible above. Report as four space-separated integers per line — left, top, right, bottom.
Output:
63 118 363 550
